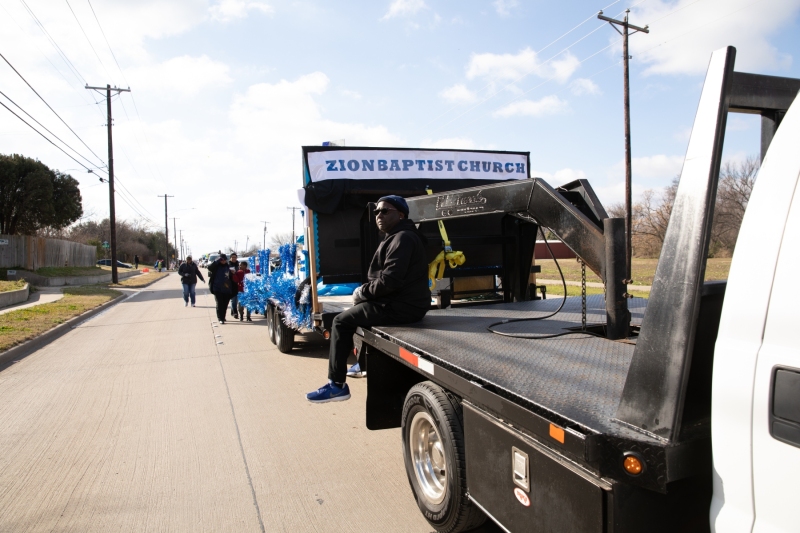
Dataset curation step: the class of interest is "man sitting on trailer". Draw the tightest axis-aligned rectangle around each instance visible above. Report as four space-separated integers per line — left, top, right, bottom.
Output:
307 195 430 403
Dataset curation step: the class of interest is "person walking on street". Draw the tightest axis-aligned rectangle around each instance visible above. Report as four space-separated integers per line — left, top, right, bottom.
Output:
307 195 430 403
208 253 236 324
234 261 252 321
178 255 205 307
229 253 240 319
134 255 139 269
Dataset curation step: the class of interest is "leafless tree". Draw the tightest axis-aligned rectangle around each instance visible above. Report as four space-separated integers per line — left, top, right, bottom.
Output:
620 156 758 258
712 156 759 253
269 232 295 249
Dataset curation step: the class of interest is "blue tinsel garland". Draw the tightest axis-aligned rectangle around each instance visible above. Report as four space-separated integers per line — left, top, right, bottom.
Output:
238 244 312 330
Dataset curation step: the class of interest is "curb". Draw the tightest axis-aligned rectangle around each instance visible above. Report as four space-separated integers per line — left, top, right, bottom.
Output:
0 283 29 308
0 292 127 370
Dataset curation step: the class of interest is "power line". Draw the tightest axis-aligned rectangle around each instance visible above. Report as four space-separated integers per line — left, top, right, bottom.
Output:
19 0 86 85
418 0 627 132
0 89 104 171
65 0 114 82
0 51 107 166
114 175 159 220
0 99 96 172
84 0 167 184
0 2 106 121
87 0 127 86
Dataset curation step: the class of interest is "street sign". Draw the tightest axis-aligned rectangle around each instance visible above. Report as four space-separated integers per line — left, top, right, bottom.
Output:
0 239 8 245
102 241 110 249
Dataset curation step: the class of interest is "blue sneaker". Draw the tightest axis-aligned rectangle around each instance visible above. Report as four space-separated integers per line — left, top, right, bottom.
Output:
346 362 366 378
306 381 351 403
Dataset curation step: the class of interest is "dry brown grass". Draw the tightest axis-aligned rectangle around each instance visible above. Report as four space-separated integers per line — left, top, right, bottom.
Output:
535 257 732 287
109 272 168 288
0 285 121 352
0 280 27 293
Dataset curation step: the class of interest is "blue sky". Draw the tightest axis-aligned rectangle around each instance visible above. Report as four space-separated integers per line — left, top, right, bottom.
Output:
1 0 799 255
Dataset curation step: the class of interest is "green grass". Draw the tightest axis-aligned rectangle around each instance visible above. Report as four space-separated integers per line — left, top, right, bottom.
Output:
33 266 105 277
536 257 732 287
0 280 27 293
542 284 650 299
0 285 121 351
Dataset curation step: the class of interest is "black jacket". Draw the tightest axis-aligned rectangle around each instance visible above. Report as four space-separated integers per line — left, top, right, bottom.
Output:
361 218 430 310
207 260 235 296
178 262 205 285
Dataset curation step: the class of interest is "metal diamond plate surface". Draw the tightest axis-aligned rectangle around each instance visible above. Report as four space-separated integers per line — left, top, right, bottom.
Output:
373 295 650 439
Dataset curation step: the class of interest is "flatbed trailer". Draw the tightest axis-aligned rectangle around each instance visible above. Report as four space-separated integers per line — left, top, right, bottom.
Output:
354 47 800 533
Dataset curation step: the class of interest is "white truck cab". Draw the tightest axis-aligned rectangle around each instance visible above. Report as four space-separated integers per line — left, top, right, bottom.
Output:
711 81 800 533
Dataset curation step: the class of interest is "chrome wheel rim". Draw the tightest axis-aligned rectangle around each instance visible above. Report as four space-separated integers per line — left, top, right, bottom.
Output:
274 312 281 344
409 410 447 505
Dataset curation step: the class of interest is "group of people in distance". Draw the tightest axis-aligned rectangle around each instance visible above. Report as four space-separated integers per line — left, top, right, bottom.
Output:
177 252 252 324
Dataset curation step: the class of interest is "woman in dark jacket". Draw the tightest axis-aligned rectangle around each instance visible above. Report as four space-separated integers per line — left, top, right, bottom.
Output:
207 254 236 324
178 256 205 307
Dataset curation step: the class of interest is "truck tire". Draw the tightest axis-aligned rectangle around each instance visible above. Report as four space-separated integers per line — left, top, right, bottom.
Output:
401 381 486 533
267 304 276 345
274 311 295 353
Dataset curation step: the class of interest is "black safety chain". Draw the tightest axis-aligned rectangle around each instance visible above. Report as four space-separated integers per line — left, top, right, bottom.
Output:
580 259 587 331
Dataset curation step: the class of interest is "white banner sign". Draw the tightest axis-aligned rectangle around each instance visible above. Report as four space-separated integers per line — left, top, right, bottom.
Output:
307 149 528 182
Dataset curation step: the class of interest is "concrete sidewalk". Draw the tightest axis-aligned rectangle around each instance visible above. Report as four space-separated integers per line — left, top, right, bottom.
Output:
0 276 479 532
0 287 64 316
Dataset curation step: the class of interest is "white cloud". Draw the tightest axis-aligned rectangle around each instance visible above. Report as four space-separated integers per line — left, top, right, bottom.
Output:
420 137 477 149
128 55 232 96
608 154 684 185
529 168 588 187
209 0 274 22
341 89 362 100
382 0 427 20
229 72 402 154
439 84 478 104
493 0 519 16
570 78 601 96
628 0 799 75
466 48 579 84
493 95 569 118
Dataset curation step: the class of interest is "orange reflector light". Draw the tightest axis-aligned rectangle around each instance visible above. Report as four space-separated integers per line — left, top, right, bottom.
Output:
549 424 565 444
323 330 331 340
623 455 643 475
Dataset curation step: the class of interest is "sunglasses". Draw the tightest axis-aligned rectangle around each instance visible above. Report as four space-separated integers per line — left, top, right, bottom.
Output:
375 207 399 216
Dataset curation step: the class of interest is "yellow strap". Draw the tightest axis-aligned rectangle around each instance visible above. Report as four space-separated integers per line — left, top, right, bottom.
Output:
425 188 465 290
426 189 450 248
428 250 466 290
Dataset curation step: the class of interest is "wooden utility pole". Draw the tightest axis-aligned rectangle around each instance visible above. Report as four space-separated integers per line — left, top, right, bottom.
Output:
286 207 300 245
158 194 174 268
85 84 130 283
261 221 269 250
171 218 179 264
598 9 648 281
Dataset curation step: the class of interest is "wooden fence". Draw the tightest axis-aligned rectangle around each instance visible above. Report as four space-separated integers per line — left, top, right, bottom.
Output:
0 235 96 270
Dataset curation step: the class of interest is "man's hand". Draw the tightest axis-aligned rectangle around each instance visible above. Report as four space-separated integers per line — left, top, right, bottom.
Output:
352 285 368 305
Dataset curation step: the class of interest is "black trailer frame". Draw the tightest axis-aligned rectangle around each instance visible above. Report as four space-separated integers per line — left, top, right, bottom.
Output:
357 47 800 532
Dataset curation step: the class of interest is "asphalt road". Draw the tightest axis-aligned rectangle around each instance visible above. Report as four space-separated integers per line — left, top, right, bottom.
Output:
0 274 503 532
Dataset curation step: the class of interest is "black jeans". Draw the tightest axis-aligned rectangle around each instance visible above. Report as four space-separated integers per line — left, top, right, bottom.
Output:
214 293 232 322
328 301 427 384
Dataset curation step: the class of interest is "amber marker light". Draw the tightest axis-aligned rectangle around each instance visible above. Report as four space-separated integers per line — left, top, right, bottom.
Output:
622 454 644 476
323 330 331 340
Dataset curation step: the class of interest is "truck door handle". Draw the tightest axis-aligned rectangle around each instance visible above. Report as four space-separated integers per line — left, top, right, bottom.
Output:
771 367 800 448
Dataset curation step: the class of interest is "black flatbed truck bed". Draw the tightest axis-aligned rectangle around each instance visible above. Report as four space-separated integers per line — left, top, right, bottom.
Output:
359 292 720 533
